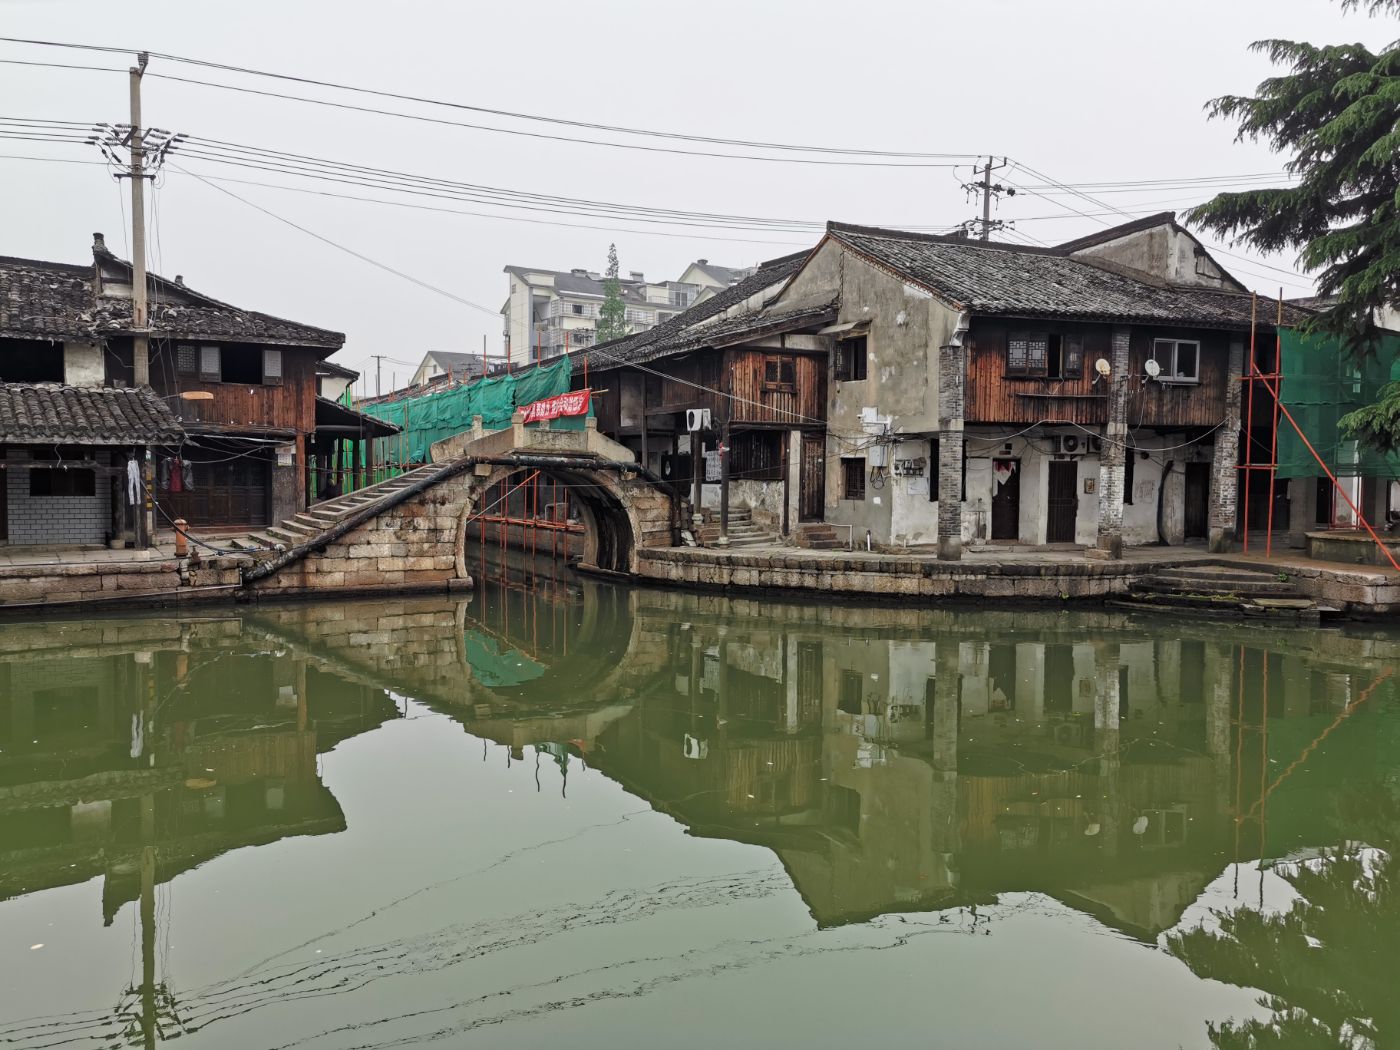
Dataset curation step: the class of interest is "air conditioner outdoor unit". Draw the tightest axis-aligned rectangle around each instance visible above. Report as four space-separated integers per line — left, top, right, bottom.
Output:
686 408 712 432
1052 434 1082 455
1088 436 1103 454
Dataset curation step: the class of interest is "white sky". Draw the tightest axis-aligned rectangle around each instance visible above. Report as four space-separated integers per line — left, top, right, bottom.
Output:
2 0 1395 389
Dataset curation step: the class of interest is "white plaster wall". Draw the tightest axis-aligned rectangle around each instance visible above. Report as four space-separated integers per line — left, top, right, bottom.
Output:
889 437 936 545
63 342 104 386
700 479 785 529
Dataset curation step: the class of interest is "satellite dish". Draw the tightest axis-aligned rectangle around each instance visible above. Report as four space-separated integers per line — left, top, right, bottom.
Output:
1094 358 1112 377
1144 359 1162 379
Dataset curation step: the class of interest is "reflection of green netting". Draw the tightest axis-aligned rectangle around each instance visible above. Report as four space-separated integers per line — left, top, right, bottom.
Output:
349 357 587 467
463 630 546 688
1275 328 1400 480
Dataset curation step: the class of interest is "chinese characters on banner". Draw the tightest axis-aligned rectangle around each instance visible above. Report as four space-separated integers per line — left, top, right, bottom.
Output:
519 389 592 425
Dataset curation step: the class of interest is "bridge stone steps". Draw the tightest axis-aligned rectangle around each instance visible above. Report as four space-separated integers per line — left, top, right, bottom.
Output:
236 464 455 560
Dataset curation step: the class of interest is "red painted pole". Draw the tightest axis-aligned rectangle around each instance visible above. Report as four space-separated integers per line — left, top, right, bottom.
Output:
1265 293 1283 556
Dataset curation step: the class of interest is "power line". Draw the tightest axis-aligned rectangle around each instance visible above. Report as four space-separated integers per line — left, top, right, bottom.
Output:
171 163 502 318
0 37 982 167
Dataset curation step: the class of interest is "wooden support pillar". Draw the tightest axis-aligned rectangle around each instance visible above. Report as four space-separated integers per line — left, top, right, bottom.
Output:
717 415 731 547
639 369 650 473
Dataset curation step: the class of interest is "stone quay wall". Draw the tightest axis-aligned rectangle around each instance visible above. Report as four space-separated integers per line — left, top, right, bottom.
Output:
249 473 474 598
638 548 1144 602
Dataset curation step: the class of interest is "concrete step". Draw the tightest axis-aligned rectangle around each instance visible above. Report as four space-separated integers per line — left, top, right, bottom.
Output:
239 533 284 553
1156 565 1292 586
277 519 320 536
1134 575 1298 598
266 526 307 546
725 536 775 548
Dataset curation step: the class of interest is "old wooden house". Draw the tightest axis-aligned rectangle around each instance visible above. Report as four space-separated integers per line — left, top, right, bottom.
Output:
581 252 838 539
763 215 1312 557
0 234 379 542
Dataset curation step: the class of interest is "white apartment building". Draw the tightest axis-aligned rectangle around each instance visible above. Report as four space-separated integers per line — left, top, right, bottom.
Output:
501 258 755 367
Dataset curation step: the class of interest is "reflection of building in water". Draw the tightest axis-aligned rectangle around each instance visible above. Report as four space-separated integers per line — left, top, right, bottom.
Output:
0 615 401 1048
434 589 1395 939
0 620 398 913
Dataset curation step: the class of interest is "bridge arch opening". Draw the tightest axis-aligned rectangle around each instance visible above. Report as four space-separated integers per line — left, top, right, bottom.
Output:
455 464 648 577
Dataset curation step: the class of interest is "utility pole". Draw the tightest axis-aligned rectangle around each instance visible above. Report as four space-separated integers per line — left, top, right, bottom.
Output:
129 53 150 385
370 354 387 397
961 156 1014 241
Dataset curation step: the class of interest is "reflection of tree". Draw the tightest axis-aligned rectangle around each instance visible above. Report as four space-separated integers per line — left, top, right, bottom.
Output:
1168 779 1400 1049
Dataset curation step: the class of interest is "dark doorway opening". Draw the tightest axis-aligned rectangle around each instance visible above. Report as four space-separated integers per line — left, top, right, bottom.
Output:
799 433 825 522
1185 462 1210 539
991 459 1020 540
1046 461 1078 543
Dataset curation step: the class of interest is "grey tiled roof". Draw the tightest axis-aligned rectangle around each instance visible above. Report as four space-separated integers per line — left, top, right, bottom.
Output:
425 350 489 375
0 383 185 445
688 260 751 286
0 254 345 350
827 223 1312 329
580 251 810 370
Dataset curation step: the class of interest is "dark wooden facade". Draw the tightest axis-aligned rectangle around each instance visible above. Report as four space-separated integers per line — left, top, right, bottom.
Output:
593 346 827 434
107 337 324 528
966 320 1235 428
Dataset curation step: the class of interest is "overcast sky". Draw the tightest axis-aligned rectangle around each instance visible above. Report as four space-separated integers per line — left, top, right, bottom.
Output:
2 0 1394 390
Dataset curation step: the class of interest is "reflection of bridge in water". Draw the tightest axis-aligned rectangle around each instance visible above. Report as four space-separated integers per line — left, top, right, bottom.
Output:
2 565 1398 1045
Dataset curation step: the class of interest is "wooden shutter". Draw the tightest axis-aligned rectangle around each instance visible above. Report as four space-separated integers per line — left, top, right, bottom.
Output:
199 345 221 381
1063 333 1084 377
263 348 284 386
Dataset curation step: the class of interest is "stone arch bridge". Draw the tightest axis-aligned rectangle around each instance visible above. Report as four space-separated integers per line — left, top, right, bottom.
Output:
242 420 675 598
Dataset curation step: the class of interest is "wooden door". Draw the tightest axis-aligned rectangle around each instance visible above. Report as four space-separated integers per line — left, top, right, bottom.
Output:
799 433 825 522
1046 461 1079 543
1185 462 1210 538
991 458 1021 540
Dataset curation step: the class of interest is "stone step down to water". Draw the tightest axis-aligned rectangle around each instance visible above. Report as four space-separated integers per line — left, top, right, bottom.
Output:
1121 563 1336 623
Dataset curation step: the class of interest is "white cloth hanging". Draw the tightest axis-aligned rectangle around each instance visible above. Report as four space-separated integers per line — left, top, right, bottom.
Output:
126 457 141 506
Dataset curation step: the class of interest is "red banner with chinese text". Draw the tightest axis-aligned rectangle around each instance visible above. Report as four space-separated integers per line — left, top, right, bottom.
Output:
520 388 591 424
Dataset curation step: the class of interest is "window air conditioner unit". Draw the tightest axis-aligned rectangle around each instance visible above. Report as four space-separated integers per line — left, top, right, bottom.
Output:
686 408 712 432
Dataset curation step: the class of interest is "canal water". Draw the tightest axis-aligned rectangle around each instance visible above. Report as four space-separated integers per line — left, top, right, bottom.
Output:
2 556 1399 1048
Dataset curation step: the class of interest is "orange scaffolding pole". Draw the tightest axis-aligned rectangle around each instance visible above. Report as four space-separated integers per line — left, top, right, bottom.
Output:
1242 295 1258 552
1265 293 1284 556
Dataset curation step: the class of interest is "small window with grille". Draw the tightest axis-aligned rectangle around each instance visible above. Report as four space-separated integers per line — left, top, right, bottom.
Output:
841 457 866 500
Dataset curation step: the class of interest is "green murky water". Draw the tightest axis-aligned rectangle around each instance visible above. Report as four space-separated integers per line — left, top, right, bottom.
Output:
2 556 1399 1048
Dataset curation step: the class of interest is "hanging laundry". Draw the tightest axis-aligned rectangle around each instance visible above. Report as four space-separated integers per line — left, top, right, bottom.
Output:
170 456 184 493
126 456 140 506
158 457 171 490
993 459 1017 489
182 459 194 490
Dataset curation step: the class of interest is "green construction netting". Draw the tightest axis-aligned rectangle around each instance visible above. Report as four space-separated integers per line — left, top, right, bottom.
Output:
347 357 586 469
1275 328 1400 480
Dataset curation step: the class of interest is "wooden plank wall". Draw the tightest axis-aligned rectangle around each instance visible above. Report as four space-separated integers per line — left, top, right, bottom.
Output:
725 348 826 426
967 321 1234 428
147 345 319 433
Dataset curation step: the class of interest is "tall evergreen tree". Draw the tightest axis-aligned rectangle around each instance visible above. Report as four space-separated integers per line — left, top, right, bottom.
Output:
1185 0 1400 450
596 243 629 344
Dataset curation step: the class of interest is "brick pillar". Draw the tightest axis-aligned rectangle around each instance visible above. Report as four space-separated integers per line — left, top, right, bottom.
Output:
1208 337 1245 552
937 342 965 561
1093 327 1132 559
